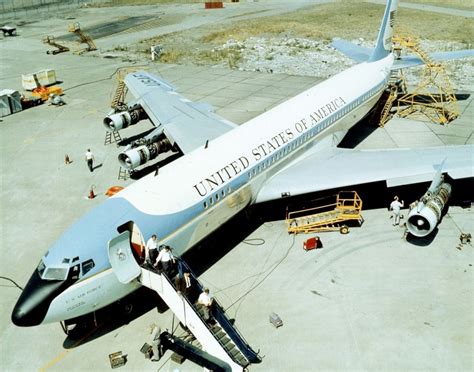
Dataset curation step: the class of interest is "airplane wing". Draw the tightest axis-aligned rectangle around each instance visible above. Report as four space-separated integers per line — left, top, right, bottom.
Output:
392 49 474 70
331 39 372 63
124 71 238 153
255 145 473 203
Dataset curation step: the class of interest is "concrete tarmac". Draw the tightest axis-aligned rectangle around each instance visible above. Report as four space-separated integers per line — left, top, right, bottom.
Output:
1 2 473 372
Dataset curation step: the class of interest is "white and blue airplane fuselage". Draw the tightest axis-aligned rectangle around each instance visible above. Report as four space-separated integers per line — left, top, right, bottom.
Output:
12 53 392 326
18 0 470 327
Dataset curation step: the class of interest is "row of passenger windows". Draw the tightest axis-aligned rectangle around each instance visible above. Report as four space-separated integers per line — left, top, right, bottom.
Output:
203 185 232 209
201 84 385 210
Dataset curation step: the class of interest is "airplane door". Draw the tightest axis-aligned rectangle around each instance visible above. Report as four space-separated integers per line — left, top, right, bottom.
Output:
108 231 141 284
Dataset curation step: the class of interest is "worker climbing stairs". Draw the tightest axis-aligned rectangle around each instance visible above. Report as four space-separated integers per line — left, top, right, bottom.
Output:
107 231 260 371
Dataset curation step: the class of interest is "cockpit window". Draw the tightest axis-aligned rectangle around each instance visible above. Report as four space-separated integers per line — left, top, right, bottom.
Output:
81 259 95 276
43 267 68 281
62 258 70 264
37 260 46 277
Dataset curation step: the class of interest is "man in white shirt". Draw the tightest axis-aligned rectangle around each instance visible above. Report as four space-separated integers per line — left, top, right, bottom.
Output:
390 196 404 226
198 288 214 321
85 149 94 172
145 234 159 264
154 245 175 274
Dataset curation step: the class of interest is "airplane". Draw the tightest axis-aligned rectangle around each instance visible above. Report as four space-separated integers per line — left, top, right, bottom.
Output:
11 0 473 329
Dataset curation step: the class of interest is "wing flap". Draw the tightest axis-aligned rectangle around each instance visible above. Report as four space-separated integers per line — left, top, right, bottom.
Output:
124 71 237 153
256 145 473 203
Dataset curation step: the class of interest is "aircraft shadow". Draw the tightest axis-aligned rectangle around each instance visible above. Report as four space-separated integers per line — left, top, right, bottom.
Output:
63 287 165 349
61 177 472 347
116 128 156 147
405 227 439 246
130 152 183 180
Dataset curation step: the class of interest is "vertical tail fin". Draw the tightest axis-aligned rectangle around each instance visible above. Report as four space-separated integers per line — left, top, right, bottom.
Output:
369 0 399 61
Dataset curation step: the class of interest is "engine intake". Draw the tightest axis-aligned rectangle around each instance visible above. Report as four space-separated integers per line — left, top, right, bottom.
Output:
118 138 172 170
103 105 147 132
407 182 451 237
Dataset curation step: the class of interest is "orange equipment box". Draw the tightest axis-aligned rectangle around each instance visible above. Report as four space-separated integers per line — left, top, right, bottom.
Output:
303 237 323 251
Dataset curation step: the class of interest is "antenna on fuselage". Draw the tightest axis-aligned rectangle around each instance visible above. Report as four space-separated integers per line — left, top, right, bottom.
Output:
204 140 209 149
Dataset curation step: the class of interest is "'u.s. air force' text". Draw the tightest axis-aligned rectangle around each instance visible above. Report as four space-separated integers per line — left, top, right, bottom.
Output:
193 96 346 197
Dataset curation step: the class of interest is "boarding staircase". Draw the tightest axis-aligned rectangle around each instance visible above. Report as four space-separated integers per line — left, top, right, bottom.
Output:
286 191 363 234
42 35 70 55
108 231 260 371
68 22 97 54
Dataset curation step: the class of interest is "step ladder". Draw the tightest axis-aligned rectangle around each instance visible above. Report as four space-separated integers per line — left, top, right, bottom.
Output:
107 231 260 371
68 22 97 54
287 191 363 234
117 167 129 181
42 35 70 55
379 85 398 127
104 130 122 145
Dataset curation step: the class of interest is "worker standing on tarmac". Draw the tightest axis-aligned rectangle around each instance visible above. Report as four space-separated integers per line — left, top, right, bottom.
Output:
149 323 161 362
390 196 404 226
85 149 94 172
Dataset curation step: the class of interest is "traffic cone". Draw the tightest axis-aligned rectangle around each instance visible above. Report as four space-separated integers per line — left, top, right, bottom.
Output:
88 186 96 199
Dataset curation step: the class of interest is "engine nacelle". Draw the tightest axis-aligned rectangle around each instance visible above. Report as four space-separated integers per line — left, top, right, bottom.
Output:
118 138 172 170
407 182 451 237
103 106 147 132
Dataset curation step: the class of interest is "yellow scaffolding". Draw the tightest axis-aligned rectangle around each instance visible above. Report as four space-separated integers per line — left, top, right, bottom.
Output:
392 33 459 125
286 191 363 235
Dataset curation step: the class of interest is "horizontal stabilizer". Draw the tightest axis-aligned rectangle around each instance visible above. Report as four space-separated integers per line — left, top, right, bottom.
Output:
392 49 474 70
331 38 372 62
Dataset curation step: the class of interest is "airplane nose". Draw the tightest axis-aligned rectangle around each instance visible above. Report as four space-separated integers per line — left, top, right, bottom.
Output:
11 270 64 327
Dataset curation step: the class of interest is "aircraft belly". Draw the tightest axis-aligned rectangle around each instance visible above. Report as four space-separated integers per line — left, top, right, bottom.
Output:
42 270 140 323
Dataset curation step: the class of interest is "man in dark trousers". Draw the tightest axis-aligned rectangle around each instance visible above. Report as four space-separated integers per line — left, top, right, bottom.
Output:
85 149 94 172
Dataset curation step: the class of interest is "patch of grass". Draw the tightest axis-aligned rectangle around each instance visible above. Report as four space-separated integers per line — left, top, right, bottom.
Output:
158 49 186 63
143 2 472 66
105 0 200 5
198 2 472 45
402 0 472 11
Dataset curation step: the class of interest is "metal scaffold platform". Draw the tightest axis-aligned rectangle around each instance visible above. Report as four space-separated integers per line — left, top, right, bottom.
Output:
286 191 363 234
378 32 460 127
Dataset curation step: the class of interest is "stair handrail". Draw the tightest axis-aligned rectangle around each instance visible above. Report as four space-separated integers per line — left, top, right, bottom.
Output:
158 268 249 366
177 259 261 364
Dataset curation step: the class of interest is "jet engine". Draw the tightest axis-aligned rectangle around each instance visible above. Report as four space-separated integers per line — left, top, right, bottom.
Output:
118 138 172 170
406 179 451 237
103 105 148 132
